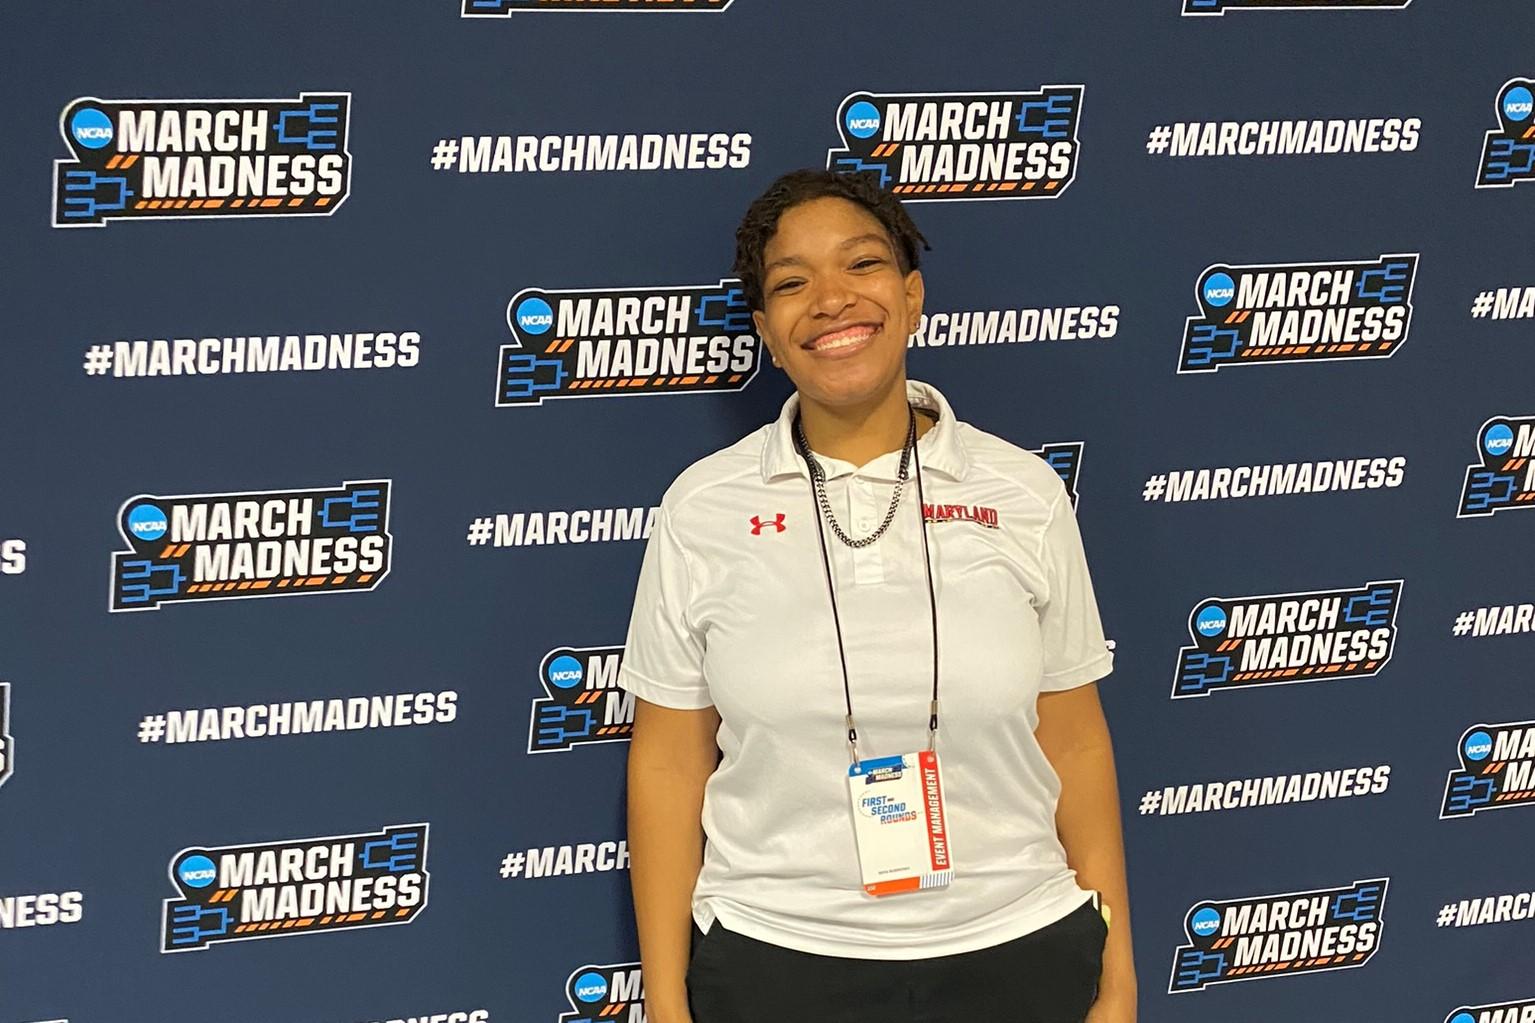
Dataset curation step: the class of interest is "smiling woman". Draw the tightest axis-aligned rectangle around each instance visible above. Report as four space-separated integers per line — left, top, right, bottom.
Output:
619 169 1136 1023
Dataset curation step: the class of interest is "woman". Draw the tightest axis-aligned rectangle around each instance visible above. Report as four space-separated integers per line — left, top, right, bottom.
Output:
619 169 1136 1023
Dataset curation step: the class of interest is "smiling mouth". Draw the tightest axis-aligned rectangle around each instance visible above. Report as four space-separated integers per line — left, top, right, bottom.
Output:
804 323 879 352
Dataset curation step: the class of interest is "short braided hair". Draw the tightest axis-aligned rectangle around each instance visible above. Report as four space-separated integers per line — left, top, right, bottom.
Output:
732 169 929 311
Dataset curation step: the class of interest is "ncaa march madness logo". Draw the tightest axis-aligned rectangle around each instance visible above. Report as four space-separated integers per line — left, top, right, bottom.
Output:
0 682 12 790
1179 255 1415 373
1441 720 1535 819
1169 879 1386 992
162 824 427 952
465 0 728 11
54 93 350 227
1184 0 1408 14
111 481 391 612
528 646 633 753
556 962 645 1023
827 88 1082 199
1477 79 1535 189
1172 580 1400 698
498 281 760 405
1458 416 1535 517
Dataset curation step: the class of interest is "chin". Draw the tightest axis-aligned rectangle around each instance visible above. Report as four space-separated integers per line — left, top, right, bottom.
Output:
797 364 903 409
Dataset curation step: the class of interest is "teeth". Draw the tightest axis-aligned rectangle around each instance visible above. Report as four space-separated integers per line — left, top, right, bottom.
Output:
812 325 876 350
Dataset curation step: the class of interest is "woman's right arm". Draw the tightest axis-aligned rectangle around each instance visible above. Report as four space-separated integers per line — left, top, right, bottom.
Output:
627 696 721 1023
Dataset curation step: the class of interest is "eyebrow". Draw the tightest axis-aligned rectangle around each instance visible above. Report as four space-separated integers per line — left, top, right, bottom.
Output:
763 232 895 273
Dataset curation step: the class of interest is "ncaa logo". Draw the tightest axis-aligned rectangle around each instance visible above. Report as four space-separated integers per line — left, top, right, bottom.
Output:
844 100 881 140
516 297 554 335
1504 86 1534 122
128 503 168 542
177 854 217 889
573 972 609 1003
1190 906 1221 937
546 654 584 690
1195 605 1228 638
1202 272 1235 308
1483 423 1514 456
70 107 114 149
1463 730 1493 761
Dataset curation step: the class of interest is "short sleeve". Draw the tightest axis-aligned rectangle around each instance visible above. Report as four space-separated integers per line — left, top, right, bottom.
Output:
1037 488 1114 691
617 504 713 709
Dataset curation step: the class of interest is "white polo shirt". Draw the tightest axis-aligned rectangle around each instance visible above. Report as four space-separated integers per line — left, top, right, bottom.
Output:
619 379 1113 960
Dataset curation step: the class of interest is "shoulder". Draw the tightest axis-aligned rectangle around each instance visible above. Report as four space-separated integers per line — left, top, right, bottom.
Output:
954 421 1070 515
658 425 773 517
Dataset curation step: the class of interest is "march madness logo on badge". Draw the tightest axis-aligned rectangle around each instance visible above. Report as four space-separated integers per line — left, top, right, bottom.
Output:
827 88 1082 200
54 93 350 227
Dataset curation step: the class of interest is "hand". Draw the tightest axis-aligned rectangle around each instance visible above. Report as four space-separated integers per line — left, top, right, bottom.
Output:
1085 988 1136 1023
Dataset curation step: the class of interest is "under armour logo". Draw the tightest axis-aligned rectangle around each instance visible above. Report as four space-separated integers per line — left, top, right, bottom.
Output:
749 514 786 535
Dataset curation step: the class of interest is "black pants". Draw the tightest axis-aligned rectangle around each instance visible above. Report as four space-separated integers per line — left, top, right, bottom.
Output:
686 897 1107 1023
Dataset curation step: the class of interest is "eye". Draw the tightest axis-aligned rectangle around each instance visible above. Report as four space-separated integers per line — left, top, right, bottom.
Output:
770 278 804 294
850 257 884 270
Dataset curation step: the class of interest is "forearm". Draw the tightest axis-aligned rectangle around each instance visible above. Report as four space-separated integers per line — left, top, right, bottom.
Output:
627 750 709 1021
1055 738 1136 1001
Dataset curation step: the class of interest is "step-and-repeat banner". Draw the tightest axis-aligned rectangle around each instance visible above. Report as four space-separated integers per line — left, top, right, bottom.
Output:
2 2 1533 1021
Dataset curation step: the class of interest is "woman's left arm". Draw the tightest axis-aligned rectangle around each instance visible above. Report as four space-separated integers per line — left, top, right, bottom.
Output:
1036 681 1137 1023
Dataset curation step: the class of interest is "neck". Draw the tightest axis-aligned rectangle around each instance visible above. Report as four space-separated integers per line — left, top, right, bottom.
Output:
798 379 934 467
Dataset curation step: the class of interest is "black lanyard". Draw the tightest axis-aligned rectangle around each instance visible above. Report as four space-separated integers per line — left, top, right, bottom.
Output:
793 406 941 765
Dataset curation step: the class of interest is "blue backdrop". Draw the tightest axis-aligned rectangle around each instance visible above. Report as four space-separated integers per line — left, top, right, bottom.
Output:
2 2 1534 1021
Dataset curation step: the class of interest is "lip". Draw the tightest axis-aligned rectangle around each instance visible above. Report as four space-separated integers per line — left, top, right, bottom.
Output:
801 321 881 358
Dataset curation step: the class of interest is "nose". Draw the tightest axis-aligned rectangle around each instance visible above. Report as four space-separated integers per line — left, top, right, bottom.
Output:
808 274 855 318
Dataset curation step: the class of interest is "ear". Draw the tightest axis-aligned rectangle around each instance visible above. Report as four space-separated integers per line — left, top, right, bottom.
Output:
903 269 925 337
752 309 783 367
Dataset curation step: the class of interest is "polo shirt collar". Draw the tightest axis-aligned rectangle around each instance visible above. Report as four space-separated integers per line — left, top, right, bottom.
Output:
760 379 969 483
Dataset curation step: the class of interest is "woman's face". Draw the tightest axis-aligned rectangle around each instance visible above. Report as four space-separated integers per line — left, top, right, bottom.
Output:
752 196 924 413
